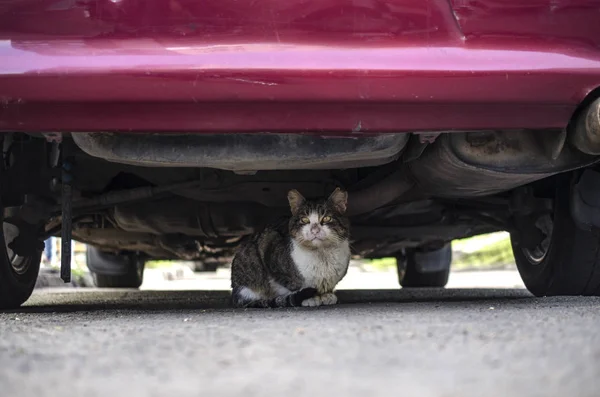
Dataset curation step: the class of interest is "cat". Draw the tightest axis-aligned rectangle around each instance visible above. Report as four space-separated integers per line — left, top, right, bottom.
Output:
231 188 351 308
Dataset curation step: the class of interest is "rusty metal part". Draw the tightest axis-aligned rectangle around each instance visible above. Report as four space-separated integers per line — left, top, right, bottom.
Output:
346 170 413 216
50 179 205 215
409 130 598 198
42 132 62 143
570 97 600 155
416 132 442 144
71 132 409 171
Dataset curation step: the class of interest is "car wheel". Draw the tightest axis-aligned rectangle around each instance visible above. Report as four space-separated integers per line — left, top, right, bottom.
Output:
87 247 145 289
397 243 452 288
0 208 42 309
191 260 220 272
511 176 600 296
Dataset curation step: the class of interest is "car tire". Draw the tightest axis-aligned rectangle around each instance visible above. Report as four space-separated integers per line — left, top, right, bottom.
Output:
0 209 42 309
87 247 145 289
397 243 452 288
511 176 600 296
191 260 220 272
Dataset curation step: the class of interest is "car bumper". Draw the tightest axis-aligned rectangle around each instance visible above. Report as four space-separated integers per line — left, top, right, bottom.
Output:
1 0 600 134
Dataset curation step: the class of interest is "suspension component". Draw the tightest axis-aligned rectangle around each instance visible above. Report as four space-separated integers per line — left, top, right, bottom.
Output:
60 153 73 283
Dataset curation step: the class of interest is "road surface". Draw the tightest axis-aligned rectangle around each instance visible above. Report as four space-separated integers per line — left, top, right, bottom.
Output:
141 266 526 290
1 285 599 397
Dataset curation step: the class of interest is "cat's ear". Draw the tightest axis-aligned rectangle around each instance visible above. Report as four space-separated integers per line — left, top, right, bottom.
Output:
328 188 348 214
288 189 305 215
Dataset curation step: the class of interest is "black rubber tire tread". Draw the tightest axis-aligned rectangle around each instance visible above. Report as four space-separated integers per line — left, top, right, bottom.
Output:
0 216 41 309
398 245 451 288
88 249 144 289
192 261 219 272
511 180 600 296
92 272 143 289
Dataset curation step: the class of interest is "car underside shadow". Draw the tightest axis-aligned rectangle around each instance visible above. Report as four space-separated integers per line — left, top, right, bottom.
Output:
1 288 534 314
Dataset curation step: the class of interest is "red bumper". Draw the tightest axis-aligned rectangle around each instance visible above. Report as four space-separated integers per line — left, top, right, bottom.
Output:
1 0 600 133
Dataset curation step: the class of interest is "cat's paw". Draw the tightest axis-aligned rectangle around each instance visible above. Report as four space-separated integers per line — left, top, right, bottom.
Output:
301 296 323 307
320 292 338 305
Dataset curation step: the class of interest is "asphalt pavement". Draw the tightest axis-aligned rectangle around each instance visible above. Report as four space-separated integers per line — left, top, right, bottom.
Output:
1 285 599 397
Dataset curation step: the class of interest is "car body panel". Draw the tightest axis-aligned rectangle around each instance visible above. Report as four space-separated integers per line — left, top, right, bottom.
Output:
1 0 600 133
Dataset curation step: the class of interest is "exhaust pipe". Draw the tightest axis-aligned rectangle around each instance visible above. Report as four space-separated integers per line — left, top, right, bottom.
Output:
570 97 600 155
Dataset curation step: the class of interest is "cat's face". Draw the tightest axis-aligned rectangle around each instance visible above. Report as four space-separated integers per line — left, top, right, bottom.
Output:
288 188 350 249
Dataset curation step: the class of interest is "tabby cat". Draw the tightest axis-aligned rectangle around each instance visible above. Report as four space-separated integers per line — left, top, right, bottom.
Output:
231 188 350 308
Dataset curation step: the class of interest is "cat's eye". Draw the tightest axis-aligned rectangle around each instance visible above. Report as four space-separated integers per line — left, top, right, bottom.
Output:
301 217 310 224
322 216 332 223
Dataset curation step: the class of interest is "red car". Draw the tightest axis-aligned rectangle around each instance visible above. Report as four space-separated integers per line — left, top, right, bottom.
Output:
1 0 600 308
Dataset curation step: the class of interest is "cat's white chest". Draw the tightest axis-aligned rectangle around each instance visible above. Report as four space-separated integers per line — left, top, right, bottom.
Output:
291 240 350 293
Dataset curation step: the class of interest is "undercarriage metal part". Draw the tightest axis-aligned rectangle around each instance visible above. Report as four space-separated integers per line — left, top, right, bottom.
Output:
346 170 413 216
408 130 598 197
73 227 236 261
71 133 409 171
61 156 72 283
569 97 600 155
113 198 273 238
51 178 205 215
541 129 567 160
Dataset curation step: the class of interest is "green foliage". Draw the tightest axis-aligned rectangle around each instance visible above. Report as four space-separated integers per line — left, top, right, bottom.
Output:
452 233 514 270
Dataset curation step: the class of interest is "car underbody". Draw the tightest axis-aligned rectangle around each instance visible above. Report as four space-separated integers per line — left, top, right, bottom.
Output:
3 0 600 307
3 112 599 263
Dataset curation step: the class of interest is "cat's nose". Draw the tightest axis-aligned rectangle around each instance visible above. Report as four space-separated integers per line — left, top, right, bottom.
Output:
310 224 320 234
